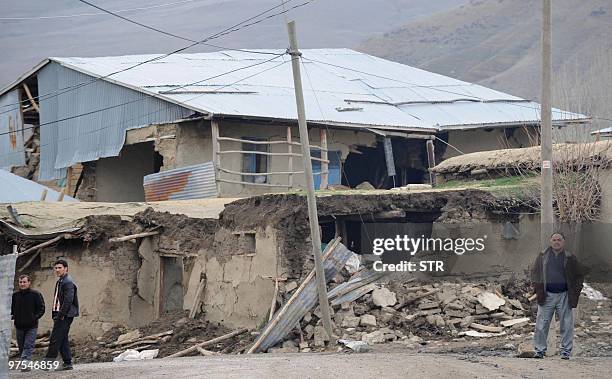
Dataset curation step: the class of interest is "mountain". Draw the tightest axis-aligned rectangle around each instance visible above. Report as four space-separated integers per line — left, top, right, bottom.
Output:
359 0 612 137
0 0 464 88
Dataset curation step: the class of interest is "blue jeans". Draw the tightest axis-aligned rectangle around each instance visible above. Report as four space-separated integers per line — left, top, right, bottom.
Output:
16 327 37 361
534 291 574 356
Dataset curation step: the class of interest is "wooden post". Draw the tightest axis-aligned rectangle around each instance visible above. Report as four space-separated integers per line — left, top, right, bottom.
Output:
57 189 65 202
320 128 328 189
65 166 73 197
287 126 293 188
211 120 222 197
287 20 334 341
426 139 436 187
40 189 48 201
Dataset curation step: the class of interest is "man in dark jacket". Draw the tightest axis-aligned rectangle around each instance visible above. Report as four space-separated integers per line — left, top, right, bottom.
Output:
11 274 45 366
531 232 584 359
44 259 79 370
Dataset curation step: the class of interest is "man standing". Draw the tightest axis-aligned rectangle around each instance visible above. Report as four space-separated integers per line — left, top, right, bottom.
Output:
44 259 79 370
531 232 584 359
11 275 45 370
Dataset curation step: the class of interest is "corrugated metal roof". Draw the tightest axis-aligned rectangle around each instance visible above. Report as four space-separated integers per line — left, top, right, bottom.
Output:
46 49 588 131
0 169 78 203
0 89 25 169
593 127 612 136
143 162 217 201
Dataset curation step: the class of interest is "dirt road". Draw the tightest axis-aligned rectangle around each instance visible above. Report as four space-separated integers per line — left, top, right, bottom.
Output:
9 352 611 379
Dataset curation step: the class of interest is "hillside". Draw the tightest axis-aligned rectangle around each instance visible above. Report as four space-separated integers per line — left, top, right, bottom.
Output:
359 0 612 136
0 0 464 88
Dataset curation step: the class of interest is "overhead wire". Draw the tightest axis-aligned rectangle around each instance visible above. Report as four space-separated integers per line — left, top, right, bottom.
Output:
0 0 203 20
0 0 313 114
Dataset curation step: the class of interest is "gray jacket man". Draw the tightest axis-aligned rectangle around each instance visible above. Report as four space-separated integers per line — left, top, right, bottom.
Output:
531 232 585 359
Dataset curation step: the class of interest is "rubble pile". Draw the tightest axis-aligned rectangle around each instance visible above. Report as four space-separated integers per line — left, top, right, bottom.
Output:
72 313 255 362
271 275 535 353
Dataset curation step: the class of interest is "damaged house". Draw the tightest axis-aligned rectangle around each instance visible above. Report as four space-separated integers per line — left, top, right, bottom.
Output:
0 49 589 201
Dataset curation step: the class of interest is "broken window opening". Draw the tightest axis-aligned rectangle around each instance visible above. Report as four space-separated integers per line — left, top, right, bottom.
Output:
153 150 164 173
242 137 268 183
311 149 341 189
342 138 429 189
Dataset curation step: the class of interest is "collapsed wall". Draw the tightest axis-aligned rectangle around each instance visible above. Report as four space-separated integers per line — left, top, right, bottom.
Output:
3 188 541 339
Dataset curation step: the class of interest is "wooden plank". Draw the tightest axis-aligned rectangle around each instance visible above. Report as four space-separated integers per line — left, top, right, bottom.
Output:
18 250 40 272
65 166 73 197
22 83 40 113
109 231 160 243
320 129 328 189
40 189 47 201
211 120 221 196
189 278 206 319
164 328 248 358
219 168 307 176
217 150 330 163
6 205 24 227
426 140 436 187
17 234 66 257
469 323 504 333
268 278 280 322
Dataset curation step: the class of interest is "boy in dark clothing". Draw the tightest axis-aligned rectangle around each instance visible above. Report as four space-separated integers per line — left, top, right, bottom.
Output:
11 274 45 367
44 259 79 371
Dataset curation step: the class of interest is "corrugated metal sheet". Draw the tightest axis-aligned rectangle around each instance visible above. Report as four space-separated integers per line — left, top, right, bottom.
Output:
3 49 591 180
0 169 77 203
0 253 17 378
47 49 588 132
0 89 25 169
37 62 193 180
593 127 612 136
249 241 354 353
143 162 217 201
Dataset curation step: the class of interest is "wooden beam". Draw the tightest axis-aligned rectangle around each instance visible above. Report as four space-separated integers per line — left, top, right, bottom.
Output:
65 166 73 197
22 83 40 113
17 234 67 257
320 129 328 189
189 277 206 319
164 328 248 358
211 120 221 196
109 230 160 243
40 189 48 201
18 250 40 272
268 278 280 322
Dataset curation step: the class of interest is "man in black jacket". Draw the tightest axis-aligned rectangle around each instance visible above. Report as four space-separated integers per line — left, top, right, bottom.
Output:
44 259 79 371
531 232 585 359
11 274 45 365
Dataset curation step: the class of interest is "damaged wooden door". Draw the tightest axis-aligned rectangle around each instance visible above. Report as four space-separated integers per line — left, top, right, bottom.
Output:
159 256 184 314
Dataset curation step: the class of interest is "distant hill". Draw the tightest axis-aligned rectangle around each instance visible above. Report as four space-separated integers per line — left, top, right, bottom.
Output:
0 0 464 88
359 0 612 136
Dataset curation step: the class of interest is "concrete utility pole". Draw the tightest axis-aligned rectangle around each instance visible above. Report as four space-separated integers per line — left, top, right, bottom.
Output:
541 0 557 355
286 21 334 340
541 0 553 247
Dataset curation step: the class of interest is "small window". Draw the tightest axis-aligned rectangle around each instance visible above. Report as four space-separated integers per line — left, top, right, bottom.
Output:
242 137 268 183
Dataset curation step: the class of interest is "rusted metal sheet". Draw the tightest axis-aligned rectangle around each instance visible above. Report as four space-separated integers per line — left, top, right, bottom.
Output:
0 89 25 169
248 240 354 353
143 162 217 201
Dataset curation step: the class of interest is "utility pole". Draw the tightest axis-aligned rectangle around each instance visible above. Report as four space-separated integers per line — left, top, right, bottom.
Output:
541 0 557 355
541 0 553 247
286 20 334 340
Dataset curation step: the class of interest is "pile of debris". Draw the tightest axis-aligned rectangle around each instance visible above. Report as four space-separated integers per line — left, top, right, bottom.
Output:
269 278 534 353
74 312 255 363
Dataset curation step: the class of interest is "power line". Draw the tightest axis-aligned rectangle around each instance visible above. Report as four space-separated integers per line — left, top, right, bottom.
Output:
0 54 287 139
0 0 203 20
0 0 313 114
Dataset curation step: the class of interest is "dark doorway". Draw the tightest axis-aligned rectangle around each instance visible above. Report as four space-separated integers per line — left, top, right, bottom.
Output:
160 257 184 314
